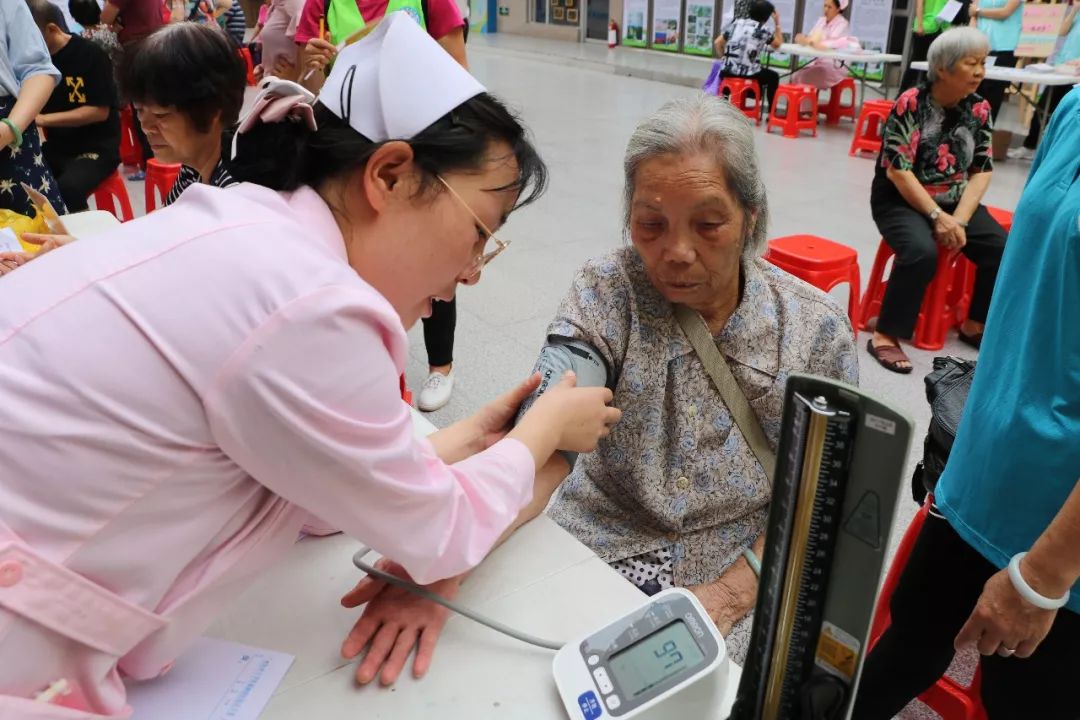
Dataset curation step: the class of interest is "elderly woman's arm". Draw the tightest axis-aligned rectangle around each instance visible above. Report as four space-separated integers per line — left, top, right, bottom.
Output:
886 167 967 249
952 171 993 226
971 0 1021 21
688 533 766 634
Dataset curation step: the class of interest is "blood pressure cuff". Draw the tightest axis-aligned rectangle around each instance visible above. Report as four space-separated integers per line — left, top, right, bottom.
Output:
514 336 612 469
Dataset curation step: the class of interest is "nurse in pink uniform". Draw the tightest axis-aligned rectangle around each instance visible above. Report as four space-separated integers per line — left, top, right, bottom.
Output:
0 14 620 718
790 0 859 89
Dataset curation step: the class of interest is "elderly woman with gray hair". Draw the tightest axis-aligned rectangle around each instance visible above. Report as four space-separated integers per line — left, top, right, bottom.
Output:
867 27 1007 373
539 93 858 662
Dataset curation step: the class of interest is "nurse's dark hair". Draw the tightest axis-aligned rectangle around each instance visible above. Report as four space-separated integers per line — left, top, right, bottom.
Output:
226 94 548 210
121 23 247 134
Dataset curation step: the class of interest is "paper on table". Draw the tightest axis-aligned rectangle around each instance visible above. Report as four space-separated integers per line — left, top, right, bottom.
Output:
126 637 294 720
936 0 963 23
0 228 22 253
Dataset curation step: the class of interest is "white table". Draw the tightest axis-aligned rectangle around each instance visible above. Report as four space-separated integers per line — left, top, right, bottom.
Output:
776 43 904 101
909 61 1079 131
205 410 743 719
59 209 120 237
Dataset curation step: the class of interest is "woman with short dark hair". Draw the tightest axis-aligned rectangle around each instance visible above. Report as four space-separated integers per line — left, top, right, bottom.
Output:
121 21 246 205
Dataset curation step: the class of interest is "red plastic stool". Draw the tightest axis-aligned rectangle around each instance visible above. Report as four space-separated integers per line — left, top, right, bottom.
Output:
849 99 895 157
119 106 143 168
869 498 988 720
764 235 860 325
239 48 256 86
400 375 413 406
91 170 135 222
766 84 818 138
986 205 1013 233
820 77 858 125
858 240 971 351
719 77 764 125
145 159 182 213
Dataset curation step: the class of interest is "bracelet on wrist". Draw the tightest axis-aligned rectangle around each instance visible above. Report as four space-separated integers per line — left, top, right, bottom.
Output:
1007 552 1071 610
0 118 22 150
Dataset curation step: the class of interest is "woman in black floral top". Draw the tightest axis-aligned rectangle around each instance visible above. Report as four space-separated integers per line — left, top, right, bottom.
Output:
867 27 1006 373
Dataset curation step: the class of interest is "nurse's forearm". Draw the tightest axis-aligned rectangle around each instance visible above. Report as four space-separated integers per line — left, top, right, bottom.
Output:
1020 478 1080 600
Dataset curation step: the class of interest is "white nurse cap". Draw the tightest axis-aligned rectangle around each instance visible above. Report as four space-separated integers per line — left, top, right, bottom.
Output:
318 11 487 142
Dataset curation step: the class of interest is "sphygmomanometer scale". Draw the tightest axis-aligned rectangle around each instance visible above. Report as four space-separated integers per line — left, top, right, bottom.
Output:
551 375 910 720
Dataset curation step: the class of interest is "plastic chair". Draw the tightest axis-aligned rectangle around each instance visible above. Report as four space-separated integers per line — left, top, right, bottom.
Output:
118 106 143 169
858 239 971 351
764 234 860 325
819 77 858 125
869 497 988 720
90 170 135 222
985 205 1013 233
400 375 413 406
719 77 763 125
849 99 895 157
145 159 182 213
766 84 818 139
239 48 256 86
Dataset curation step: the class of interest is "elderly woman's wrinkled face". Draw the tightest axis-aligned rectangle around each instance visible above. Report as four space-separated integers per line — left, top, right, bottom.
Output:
939 53 988 98
629 152 750 316
135 103 221 168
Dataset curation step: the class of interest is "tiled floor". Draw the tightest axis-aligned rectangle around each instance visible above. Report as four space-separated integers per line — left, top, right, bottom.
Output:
113 37 1035 717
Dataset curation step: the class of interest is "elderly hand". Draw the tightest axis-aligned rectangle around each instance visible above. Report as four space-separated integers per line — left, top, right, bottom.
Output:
794 32 808 44
933 212 967 250
340 558 462 685
303 38 337 75
687 579 746 636
270 55 298 80
954 566 1059 658
21 232 75 255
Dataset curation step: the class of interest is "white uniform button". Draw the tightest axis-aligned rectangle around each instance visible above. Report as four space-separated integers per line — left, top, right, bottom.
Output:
666 531 678 542
587 654 600 666
0 561 22 588
593 667 614 694
606 694 622 710
688 405 697 417
676 476 690 490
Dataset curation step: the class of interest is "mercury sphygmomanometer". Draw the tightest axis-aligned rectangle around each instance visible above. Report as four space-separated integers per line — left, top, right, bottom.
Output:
354 365 912 720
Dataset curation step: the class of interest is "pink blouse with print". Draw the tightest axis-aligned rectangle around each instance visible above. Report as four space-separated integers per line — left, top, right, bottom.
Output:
0 183 534 718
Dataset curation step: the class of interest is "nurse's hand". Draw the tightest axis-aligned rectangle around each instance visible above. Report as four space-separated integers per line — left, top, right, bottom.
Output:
472 372 543 449
0 252 32 276
21 232 75 255
521 372 622 453
340 558 462 685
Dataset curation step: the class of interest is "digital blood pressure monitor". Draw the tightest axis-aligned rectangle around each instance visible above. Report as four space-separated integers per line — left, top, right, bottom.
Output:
553 588 728 720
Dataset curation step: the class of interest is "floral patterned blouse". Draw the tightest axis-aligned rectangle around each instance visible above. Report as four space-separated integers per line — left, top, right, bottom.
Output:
544 248 858 662
872 84 994 208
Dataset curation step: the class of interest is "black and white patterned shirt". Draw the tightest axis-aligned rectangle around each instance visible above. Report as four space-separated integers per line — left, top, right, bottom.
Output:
719 18 775 76
164 160 237 207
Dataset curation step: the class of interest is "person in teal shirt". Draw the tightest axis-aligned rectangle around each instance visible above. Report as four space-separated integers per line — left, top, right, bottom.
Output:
852 87 1080 719
971 0 1024 120
1009 1 1080 159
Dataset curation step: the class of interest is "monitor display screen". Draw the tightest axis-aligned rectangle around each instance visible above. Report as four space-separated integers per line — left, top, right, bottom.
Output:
607 620 705 699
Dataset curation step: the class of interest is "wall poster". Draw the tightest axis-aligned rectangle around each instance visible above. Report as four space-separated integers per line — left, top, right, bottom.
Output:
683 1 716 56
652 0 683 51
623 0 649 46
847 0 891 81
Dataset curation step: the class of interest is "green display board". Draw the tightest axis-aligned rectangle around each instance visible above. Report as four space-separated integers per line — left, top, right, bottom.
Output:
651 0 682 51
623 0 648 47
683 2 715 56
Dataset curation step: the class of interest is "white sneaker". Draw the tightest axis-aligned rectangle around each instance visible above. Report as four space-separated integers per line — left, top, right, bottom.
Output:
418 370 455 412
1006 146 1035 160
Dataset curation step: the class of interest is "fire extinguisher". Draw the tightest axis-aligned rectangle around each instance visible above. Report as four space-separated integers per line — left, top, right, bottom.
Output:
608 19 619 48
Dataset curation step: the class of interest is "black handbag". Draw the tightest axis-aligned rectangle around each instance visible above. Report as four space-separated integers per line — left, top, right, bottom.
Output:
911 356 976 504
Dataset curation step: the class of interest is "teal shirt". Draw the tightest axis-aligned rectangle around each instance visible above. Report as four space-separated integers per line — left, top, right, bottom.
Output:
1059 15 1080 63
936 87 1080 616
977 0 1024 52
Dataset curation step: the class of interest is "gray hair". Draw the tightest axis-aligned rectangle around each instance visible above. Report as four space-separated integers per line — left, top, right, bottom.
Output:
623 94 769 258
927 27 990 82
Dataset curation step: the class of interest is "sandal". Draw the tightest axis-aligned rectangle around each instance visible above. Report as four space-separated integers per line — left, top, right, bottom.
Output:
958 330 983 350
866 339 914 374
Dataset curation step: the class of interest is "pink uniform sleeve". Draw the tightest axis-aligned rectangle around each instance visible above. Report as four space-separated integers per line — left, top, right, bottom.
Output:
424 0 465 40
293 0 326 44
820 16 853 48
204 285 536 585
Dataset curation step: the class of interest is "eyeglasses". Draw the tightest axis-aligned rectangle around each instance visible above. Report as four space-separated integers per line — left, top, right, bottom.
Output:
436 176 510 278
